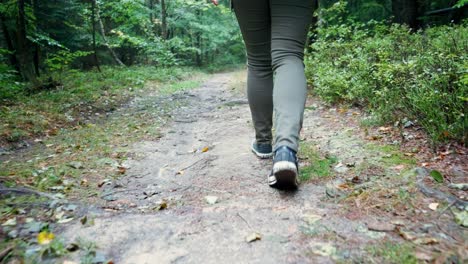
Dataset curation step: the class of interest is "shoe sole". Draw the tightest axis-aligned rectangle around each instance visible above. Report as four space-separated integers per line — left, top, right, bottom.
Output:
271 161 298 189
251 145 273 159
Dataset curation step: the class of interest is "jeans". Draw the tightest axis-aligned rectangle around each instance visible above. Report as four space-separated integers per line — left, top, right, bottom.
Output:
233 0 313 152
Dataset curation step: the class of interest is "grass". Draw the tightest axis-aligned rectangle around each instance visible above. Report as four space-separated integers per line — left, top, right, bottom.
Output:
0 66 206 146
367 242 418 264
365 143 416 167
299 142 338 182
0 65 209 263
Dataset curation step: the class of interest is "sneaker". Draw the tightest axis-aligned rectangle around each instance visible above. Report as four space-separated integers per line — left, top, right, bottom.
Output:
251 140 273 159
269 146 299 189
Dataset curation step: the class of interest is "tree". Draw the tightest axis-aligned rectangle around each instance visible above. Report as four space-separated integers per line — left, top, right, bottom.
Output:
392 0 419 29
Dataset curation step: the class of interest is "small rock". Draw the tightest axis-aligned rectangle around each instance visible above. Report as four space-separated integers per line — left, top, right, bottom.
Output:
367 222 395 232
68 161 84 169
205 196 219 205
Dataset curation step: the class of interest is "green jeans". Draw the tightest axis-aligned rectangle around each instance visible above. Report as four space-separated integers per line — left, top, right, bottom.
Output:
233 0 313 152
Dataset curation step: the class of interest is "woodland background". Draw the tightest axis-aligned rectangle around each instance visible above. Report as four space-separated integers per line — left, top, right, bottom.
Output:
0 0 466 146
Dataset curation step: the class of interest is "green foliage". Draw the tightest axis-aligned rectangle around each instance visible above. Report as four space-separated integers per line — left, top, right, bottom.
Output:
45 50 92 80
306 3 467 144
0 66 204 144
299 143 338 181
455 0 468 8
368 242 418 264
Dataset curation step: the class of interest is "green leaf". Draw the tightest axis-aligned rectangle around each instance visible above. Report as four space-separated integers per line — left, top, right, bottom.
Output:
429 170 444 183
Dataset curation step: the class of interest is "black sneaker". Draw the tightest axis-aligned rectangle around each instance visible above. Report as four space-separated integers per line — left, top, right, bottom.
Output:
251 140 273 159
269 146 299 189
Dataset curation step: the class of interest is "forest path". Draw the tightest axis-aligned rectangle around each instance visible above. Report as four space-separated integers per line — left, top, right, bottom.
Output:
61 72 466 263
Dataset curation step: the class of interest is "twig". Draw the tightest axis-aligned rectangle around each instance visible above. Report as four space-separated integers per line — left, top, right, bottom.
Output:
100 188 140 198
175 156 216 175
0 245 14 260
237 212 253 230
416 171 467 210
174 119 197 123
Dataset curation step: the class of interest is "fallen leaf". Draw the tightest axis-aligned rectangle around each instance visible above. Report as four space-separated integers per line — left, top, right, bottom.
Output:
453 210 468 227
414 237 438 245
80 216 88 225
397 227 417 241
428 203 439 211
245 232 261 243
153 200 167 211
201 147 209 153
117 166 127 174
80 178 89 187
37 231 55 245
430 170 444 183
2 218 17 226
176 170 185 175
205 196 218 205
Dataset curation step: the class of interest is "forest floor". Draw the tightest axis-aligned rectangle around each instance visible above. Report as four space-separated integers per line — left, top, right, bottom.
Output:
1 71 467 263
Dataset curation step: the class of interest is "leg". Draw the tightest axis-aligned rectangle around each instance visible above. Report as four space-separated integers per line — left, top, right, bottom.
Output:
233 0 273 145
270 0 313 152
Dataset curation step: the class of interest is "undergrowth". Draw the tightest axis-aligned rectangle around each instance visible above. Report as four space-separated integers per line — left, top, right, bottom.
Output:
305 1 467 145
0 66 205 146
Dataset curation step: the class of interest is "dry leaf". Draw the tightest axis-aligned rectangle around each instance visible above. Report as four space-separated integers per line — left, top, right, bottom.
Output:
245 232 261 243
414 237 438 245
80 178 89 186
153 200 167 211
176 170 185 175
117 166 127 174
428 203 439 211
202 147 209 153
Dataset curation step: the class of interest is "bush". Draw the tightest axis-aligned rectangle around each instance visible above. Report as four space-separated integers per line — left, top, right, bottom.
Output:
306 3 467 144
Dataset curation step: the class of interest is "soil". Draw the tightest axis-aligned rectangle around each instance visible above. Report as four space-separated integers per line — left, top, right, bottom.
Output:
34 72 468 263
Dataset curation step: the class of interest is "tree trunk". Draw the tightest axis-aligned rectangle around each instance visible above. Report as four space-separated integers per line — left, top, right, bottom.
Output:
91 0 101 72
32 0 40 77
161 0 168 39
392 0 419 29
94 0 125 66
16 0 39 85
0 15 20 74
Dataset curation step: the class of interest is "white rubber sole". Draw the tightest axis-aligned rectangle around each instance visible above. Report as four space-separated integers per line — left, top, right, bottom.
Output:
251 143 273 159
270 161 299 188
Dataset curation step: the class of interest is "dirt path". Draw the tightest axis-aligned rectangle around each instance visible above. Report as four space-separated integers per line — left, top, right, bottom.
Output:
61 73 466 263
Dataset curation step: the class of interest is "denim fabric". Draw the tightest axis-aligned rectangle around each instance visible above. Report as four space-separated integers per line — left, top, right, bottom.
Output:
233 0 313 152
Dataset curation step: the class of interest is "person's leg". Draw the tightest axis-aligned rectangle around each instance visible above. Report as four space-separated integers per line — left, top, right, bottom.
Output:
233 0 273 146
270 0 313 152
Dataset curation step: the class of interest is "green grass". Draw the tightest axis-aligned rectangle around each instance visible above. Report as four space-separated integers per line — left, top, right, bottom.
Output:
367 242 418 264
0 66 205 145
365 143 416 167
299 143 338 181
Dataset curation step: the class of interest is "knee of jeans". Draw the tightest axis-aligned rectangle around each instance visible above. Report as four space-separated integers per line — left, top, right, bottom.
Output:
247 59 272 73
271 53 304 71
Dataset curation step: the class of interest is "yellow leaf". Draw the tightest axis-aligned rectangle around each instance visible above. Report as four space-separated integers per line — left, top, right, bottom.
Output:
202 147 209 153
37 231 55 245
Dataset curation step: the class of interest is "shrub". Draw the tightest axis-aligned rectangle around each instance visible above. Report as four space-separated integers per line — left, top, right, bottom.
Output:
306 3 467 144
